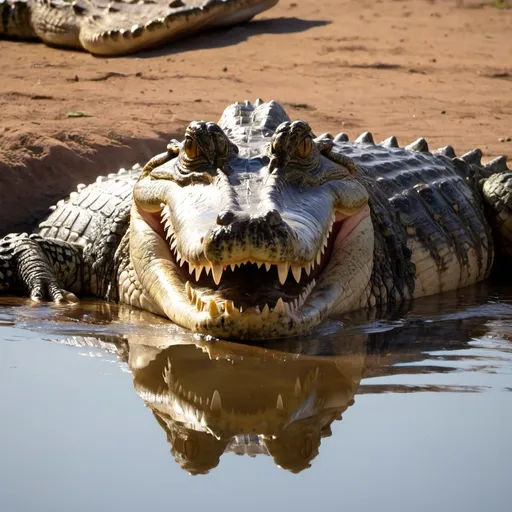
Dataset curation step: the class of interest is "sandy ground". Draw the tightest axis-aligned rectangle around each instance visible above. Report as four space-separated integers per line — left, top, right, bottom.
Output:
0 0 511 234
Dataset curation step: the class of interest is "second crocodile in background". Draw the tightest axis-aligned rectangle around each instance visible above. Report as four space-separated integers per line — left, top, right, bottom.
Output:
0 99 511 339
0 0 278 55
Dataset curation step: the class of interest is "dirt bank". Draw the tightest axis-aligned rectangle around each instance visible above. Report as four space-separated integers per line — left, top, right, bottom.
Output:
0 0 510 233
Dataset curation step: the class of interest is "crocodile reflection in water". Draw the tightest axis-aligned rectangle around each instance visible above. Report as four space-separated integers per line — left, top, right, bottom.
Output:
115 288 510 474
126 336 365 474
9 283 509 474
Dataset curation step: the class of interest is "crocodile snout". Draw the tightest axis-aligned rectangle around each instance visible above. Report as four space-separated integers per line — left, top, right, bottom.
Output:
204 209 291 264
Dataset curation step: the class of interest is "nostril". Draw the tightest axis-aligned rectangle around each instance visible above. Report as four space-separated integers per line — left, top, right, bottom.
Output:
265 209 282 227
216 210 235 226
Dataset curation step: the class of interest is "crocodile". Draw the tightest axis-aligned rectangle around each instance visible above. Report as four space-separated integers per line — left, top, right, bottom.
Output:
0 99 511 340
0 0 278 55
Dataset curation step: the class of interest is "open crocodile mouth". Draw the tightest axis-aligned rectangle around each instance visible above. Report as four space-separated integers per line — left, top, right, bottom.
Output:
137 354 327 438
140 203 370 323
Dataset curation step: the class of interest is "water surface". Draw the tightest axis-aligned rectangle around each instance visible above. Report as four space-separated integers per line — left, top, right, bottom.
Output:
1 283 511 512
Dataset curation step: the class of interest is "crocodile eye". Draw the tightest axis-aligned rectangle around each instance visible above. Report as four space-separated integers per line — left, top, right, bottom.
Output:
296 136 313 159
183 138 203 159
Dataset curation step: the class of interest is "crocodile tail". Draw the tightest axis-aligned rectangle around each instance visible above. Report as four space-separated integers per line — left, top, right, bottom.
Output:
482 164 512 265
0 0 37 39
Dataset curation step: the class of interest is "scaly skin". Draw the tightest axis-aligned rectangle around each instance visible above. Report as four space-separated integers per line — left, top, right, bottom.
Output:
0 0 278 56
0 99 510 340
482 170 512 262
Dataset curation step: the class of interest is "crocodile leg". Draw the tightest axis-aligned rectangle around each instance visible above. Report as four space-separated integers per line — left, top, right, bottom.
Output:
482 170 512 264
0 233 83 301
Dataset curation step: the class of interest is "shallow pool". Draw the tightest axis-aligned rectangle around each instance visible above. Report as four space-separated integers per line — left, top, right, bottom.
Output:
1 283 511 512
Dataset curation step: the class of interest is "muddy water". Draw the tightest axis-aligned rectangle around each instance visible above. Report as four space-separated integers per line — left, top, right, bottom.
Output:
1 283 511 512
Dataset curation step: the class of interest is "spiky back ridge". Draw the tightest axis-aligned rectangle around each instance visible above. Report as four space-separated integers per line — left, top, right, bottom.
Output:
326 130 508 308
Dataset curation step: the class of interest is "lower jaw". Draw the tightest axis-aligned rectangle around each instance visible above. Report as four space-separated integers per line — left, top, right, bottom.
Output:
192 307 324 341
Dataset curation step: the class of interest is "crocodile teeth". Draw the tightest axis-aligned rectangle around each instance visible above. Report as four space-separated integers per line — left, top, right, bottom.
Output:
210 390 222 412
274 297 286 314
194 265 203 281
291 265 302 283
294 377 302 396
185 281 192 300
277 262 289 285
208 300 221 318
262 303 270 316
211 265 223 285
161 204 171 218
224 300 238 316
276 394 284 411
265 262 272 272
